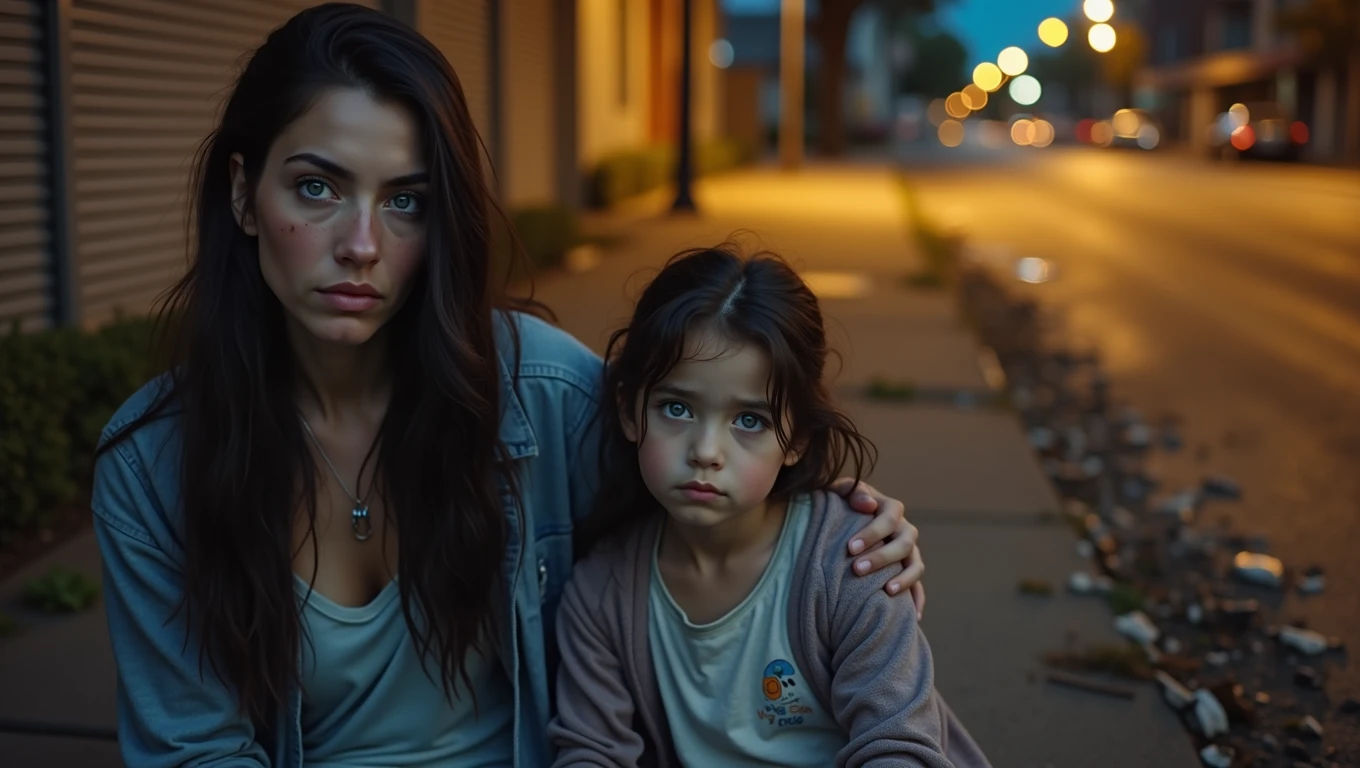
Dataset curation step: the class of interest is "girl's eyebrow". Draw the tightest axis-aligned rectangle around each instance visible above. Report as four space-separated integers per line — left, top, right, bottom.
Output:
284 152 428 187
653 383 771 412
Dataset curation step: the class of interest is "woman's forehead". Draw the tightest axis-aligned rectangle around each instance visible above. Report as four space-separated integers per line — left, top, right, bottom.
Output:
269 87 424 177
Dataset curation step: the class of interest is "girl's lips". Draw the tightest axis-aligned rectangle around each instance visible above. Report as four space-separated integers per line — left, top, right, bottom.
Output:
680 488 722 503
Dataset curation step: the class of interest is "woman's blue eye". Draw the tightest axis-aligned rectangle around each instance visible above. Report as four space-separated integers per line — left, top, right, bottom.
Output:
299 179 331 199
390 192 422 215
736 413 765 431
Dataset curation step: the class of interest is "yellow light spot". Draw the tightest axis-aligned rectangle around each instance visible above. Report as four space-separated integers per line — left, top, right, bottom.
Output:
1089 23 1117 53
1011 119 1035 146
961 84 988 111
1228 102 1250 129
1112 108 1140 137
1083 0 1114 24
945 92 970 119
1038 18 1069 47
927 98 948 126
997 46 1029 77
1031 119 1055 148
938 119 965 148
1091 120 1115 146
972 62 1003 92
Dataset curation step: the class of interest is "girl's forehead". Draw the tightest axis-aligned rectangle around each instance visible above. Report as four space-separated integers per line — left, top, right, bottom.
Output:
658 337 772 407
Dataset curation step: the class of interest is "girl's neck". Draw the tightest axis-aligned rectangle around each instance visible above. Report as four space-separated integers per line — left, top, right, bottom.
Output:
661 498 788 577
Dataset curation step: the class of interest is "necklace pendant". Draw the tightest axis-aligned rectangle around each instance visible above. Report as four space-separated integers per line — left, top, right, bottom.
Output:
351 504 373 542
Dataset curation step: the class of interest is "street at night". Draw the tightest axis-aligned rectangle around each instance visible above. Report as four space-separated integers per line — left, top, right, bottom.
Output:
909 142 1360 694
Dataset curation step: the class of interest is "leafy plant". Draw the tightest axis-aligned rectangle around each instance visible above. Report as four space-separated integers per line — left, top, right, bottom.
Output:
24 566 101 613
0 612 19 638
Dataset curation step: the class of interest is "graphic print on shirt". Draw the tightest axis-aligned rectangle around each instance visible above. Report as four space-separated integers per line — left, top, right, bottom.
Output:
757 658 815 728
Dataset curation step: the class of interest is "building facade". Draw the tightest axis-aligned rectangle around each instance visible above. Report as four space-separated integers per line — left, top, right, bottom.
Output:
0 0 728 331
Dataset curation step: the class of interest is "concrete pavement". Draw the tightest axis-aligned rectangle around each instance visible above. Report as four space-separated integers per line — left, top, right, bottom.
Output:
0 164 1200 767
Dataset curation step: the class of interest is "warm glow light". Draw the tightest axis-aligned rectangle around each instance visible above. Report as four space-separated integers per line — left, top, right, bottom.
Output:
1089 23 1117 52
1011 118 1035 146
1137 124 1160 149
1228 102 1250 129
938 119 965 148
1038 18 1069 47
1031 119 1055 148
1091 120 1115 146
961 84 988 111
1083 0 1114 23
927 98 947 126
1112 108 1140 137
945 92 970 119
1076 118 1095 143
1008 74 1042 106
1291 121 1310 144
1231 125 1256 151
998 46 1029 77
972 62 1003 92
708 39 734 69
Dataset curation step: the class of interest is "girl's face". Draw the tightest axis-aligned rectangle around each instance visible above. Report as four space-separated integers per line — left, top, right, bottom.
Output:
230 87 428 347
623 329 800 529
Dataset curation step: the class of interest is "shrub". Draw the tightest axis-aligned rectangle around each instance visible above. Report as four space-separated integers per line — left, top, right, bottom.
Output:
587 137 756 208
0 315 161 546
490 203 583 286
24 566 101 613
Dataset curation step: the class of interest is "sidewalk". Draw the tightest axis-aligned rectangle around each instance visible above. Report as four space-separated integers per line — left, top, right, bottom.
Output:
0 164 1199 767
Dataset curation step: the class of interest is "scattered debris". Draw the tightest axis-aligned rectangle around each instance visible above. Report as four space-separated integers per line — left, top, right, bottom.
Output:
1216 599 1260 632
1293 666 1324 689
1042 644 1154 681
1198 744 1234 768
1200 475 1242 500
1193 688 1230 737
1154 489 1199 524
1106 583 1146 614
1231 551 1284 588
1291 715 1324 739
1156 670 1195 709
1018 578 1054 596
1075 539 1095 559
1284 738 1311 759
1114 611 1159 645
1045 670 1136 699
1278 625 1331 655
1297 566 1326 595
1124 422 1153 450
1255 691 1271 706
1186 602 1205 625
1341 698 1360 714
1029 426 1056 450
1205 650 1230 666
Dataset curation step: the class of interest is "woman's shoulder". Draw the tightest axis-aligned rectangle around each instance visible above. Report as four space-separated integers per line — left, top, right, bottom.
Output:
494 309 602 388
92 374 185 544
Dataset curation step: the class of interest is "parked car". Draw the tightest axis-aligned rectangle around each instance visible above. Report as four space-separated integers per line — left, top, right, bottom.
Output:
1208 102 1308 162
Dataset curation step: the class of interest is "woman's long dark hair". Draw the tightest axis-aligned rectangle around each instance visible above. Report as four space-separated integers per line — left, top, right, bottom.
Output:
576 244 877 557
97 3 538 721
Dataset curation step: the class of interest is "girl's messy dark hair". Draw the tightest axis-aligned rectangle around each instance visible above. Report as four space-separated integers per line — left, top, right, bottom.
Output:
97 3 542 722
576 243 877 557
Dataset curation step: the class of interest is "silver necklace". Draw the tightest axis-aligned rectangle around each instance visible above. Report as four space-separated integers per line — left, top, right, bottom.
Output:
299 415 374 541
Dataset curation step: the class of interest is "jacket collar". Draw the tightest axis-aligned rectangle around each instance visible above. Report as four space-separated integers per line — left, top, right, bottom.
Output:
497 348 538 460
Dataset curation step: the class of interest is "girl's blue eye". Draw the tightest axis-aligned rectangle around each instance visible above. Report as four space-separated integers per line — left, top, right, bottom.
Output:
736 413 766 431
663 401 690 419
389 192 422 216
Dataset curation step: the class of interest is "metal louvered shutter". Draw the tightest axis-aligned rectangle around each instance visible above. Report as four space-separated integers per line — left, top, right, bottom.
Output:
67 0 378 326
418 0 492 154
498 0 554 205
0 0 50 329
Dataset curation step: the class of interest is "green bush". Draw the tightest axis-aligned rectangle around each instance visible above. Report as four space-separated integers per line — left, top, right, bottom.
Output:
490 204 584 285
587 137 756 208
24 566 100 613
0 316 160 546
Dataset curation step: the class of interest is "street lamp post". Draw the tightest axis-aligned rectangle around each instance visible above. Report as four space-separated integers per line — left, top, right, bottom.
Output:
671 0 697 212
779 0 805 170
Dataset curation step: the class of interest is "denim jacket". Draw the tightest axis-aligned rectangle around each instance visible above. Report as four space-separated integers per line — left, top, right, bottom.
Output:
92 311 602 768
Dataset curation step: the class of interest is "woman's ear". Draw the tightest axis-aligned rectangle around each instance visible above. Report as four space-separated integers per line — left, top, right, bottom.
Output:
229 152 258 236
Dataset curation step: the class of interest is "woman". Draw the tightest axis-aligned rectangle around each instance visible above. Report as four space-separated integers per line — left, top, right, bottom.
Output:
92 5 925 767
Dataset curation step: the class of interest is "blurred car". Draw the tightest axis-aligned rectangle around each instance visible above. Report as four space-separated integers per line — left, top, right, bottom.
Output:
1096 108 1162 150
1208 102 1308 162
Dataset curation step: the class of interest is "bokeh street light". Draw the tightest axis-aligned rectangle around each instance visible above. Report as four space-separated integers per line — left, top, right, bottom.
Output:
1038 18 1069 47
1031 119 1056 148
997 46 1029 77
1083 0 1114 23
1008 74 1042 106
938 119 965 148
972 62 1003 92
961 84 988 111
945 92 970 119
1088 23 1117 53
1011 119 1035 146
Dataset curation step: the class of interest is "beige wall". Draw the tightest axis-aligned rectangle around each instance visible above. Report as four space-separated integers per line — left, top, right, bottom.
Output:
691 0 723 141
498 0 557 205
577 0 652 166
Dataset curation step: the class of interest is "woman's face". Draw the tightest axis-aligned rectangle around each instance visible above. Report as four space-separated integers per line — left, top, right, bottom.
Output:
231 87 428 347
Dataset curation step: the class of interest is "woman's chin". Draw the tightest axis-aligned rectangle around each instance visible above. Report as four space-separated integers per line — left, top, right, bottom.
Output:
301 315 385 347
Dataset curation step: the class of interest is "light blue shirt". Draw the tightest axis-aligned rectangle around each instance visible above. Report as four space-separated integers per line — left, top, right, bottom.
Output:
648 496 844 766
296 576 514 766
92 312 603 768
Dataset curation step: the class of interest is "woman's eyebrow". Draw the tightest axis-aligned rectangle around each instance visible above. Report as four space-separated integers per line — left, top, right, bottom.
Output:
284 152 428 187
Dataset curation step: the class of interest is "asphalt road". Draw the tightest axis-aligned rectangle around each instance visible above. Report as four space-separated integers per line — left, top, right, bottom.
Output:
904 143 1360 698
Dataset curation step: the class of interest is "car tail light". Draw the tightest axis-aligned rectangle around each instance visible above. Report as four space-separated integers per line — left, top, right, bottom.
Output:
1290 121 1309 144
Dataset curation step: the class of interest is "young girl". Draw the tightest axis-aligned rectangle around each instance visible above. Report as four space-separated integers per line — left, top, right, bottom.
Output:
549 246 991 767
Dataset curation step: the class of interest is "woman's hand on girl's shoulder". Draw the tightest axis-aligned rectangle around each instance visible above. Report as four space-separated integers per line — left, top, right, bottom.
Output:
829 478 926 619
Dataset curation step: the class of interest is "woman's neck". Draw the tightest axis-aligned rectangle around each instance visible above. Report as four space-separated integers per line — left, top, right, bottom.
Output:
288 321 392 422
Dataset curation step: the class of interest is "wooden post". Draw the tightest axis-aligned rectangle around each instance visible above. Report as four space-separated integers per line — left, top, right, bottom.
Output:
779 0 804 170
